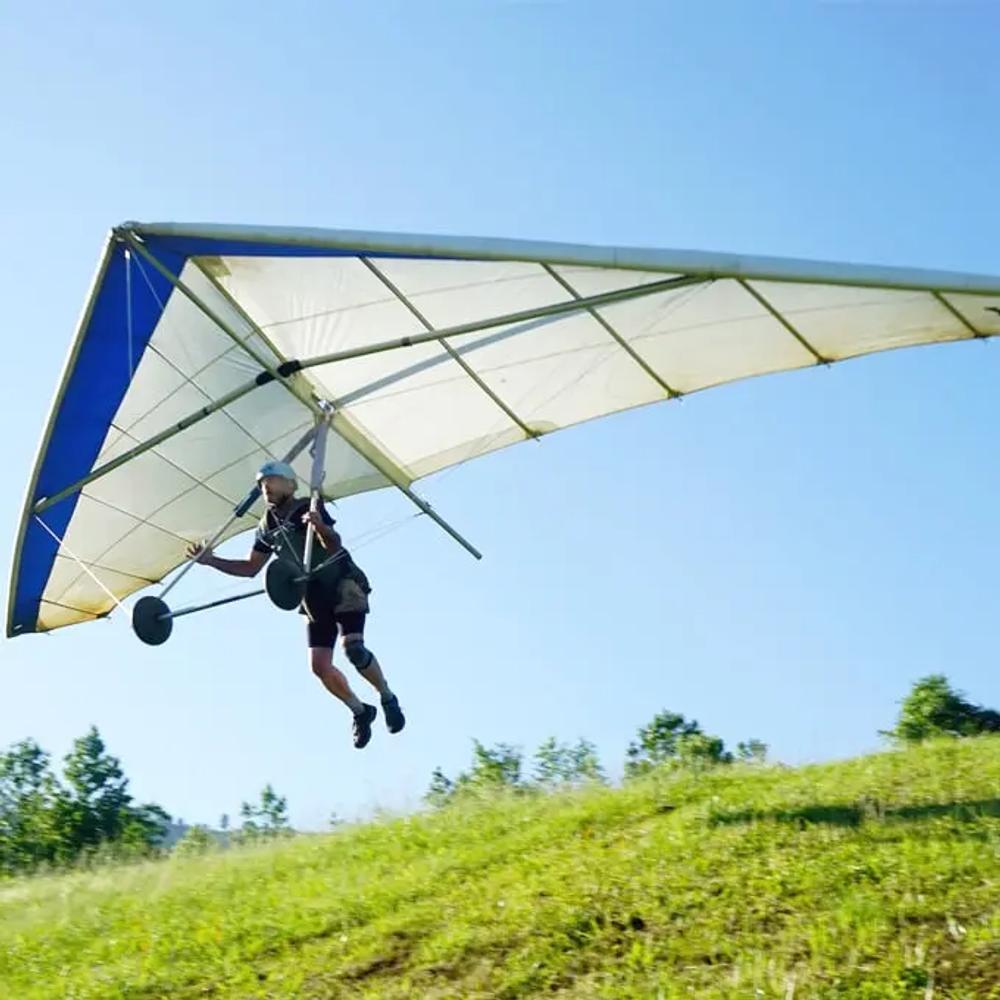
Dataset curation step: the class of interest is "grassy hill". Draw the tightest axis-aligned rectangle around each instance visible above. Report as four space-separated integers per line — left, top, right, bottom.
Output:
1 737 998 999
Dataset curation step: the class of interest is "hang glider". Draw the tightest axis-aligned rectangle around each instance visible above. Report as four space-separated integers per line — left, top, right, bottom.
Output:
8 222 1000 639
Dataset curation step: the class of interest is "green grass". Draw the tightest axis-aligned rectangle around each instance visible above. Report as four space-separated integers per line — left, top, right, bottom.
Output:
1 737 999 998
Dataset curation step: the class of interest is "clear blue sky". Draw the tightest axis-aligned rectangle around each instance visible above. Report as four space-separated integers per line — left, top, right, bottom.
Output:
2 2 998 831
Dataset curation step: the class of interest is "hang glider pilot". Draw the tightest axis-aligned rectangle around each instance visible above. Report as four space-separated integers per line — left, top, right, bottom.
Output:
185 460 405 750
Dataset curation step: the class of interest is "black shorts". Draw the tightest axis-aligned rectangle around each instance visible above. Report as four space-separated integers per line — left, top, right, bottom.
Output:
305 594 366 649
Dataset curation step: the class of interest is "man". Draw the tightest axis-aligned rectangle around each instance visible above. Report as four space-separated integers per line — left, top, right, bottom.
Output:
186 459 405 749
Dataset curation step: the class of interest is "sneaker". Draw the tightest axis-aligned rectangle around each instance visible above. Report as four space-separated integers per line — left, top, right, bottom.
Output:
352 703 377 749
382 695 406 734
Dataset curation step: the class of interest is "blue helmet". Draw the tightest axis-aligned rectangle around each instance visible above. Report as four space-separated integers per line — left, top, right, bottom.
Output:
256 459 298 487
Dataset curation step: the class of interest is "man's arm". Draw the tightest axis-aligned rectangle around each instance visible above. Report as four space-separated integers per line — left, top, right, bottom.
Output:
303 507 342 553
186 543 269 578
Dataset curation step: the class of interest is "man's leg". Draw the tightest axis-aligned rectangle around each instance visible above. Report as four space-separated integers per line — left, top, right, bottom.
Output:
309 645 365 708
308 617 376 749
339 615 405 734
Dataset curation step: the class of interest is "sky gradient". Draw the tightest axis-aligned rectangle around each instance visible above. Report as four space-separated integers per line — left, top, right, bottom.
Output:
1 1 998 830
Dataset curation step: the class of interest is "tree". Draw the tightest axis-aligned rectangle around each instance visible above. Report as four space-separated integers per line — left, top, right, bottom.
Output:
884 674 1000 744
0 728 169 874
625 710 703 777
675 731 733 768
736 739 769 764
533 737 605 787
60 727 169 858
173 824 217 857
121 803 172 852
424 741 525 807
62 726 133 847
0 739 71 872
237 784 291 841
425 767 455 807
452 740 522 793
625 710 738 777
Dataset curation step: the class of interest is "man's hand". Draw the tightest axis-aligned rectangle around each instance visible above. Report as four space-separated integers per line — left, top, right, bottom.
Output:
186 540 214 565
302 509 340 550
301 509 327 532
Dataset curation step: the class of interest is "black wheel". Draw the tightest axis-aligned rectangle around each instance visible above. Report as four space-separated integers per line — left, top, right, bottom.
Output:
132 596 173 646
266 559 306 611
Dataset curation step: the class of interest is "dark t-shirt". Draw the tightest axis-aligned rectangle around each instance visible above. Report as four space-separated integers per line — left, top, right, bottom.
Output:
253 497 371 615
253 497 368 613
253 497 335 559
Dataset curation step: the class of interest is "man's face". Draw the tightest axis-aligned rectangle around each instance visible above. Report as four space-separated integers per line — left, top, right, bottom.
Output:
260 474 295 506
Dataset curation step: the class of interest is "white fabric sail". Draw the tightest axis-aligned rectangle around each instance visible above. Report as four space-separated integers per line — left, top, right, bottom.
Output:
8 222 1000 637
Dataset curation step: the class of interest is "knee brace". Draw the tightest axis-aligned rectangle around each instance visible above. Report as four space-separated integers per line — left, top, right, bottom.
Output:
344 639 374 672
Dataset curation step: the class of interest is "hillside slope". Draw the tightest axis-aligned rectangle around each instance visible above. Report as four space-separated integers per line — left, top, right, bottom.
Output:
1 738 998 998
